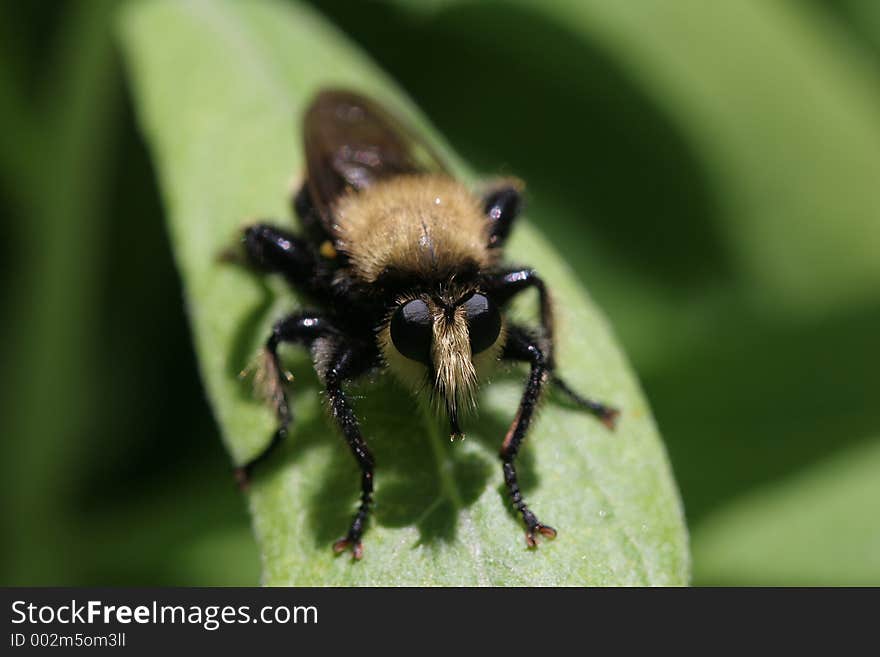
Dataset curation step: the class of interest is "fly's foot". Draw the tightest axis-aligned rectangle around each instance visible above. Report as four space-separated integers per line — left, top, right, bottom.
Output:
333 507 369 560
525 523 557 548
333 536 364 561
522 509 557 548
598 406 620 431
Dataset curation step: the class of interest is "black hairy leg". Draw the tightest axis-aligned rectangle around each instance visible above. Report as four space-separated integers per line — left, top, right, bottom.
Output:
499 325 557 547
234 313 338 489
485 270 619 430
500 325 619 546
242 223 337 297
483 183 524 249
244 223 315 278
322 344 377 560
484 267 555 367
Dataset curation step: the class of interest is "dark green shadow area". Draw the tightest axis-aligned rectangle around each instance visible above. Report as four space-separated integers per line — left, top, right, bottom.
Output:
806 0 880 67
0 56 256 584
71 84 255 584
645 301 880 523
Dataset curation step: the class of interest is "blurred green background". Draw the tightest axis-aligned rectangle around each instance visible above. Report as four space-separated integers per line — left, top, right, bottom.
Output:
2 0 879 586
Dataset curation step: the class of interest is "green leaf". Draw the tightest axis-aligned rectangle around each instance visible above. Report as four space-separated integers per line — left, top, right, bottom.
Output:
119 0 687 585
691 436 880 586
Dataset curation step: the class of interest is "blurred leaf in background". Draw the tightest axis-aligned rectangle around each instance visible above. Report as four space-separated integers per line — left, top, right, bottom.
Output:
0 0 257 586
1 0 879 585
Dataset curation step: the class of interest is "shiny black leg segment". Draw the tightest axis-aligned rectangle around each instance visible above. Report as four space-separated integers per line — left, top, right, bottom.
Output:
483 184 524 248
484 268 555 367
324 346 375 560
243 223 318 285
499 326 557 547
234 313 336 488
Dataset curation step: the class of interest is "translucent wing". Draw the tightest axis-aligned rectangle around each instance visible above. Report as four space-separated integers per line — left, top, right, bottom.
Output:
303 89 448 231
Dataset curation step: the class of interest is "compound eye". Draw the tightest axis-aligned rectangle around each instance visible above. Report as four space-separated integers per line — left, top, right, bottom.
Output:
462 293 501 354
390 299 433 364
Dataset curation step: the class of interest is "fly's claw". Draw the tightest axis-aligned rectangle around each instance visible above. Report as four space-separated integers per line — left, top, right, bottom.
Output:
522 508 557 548
600 407 620 431
525 523 557 548
333 537 364 561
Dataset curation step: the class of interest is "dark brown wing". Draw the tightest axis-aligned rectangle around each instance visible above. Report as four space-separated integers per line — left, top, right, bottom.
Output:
303 89 448 230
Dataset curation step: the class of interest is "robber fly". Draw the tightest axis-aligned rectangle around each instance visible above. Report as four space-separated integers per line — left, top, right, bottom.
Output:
233 89 618 559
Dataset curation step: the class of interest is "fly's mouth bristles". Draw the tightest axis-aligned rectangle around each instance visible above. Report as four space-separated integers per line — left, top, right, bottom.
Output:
430 305 477 440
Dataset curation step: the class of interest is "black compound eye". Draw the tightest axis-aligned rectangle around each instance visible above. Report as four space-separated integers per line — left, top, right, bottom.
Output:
390 299 433 364
462 293 501 354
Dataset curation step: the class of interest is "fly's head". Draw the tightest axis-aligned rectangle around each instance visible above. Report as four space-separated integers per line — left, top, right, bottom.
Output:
377 285 505 437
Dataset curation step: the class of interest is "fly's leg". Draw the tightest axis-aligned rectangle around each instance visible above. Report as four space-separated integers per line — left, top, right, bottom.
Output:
234 313 336 488
322 345 376 561
500 325 619 547
482 181 524 249
499 326 556 547
242 223 333 289
485 270 619 427
483 268 555 367
551 375 619 430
